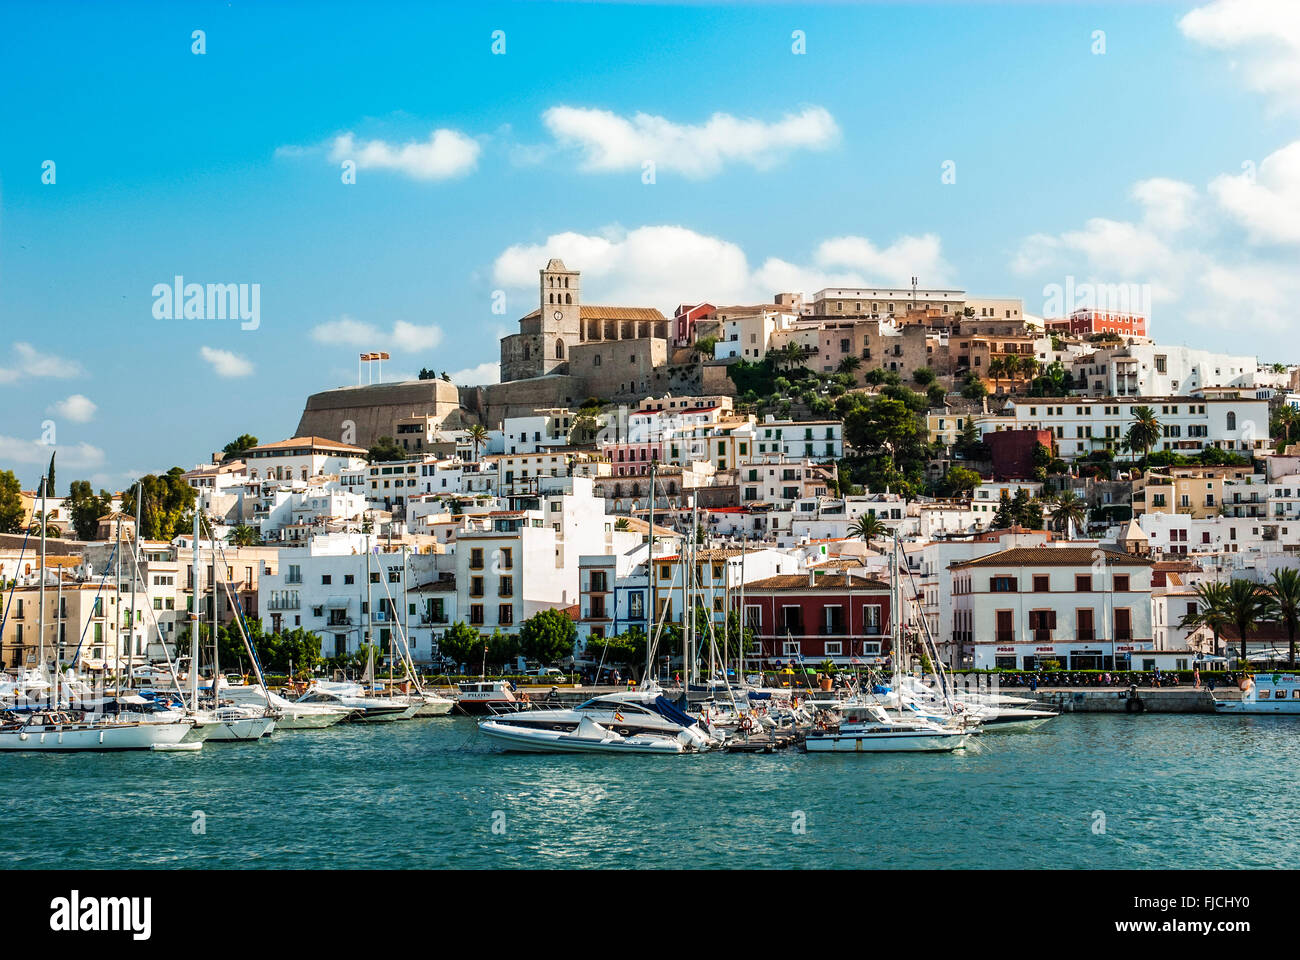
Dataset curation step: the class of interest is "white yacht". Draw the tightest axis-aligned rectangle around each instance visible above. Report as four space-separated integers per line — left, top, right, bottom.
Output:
803 702 972 753
454 680 525 715
477 688 719 753
0 710 198 752
216 682 353 729
297 681 417 722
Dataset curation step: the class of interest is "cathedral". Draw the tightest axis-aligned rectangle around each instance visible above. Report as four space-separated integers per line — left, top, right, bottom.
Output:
498 259 671 384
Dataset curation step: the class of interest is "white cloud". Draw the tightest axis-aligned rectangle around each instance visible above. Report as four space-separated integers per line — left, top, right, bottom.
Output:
0 342 83 382
47 394 97 423
199 346 254 378
311 314 444 352
493 225 948 311
327 128 480 180
1009 144 1300 338
1210 141 1300 244
1179 0 1300 110
0 436 104 470
540 105 838 178
447 361 500 386
1132 178 1199 233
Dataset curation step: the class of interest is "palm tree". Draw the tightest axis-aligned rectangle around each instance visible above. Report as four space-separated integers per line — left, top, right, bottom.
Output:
1268 568 1300 666
777 342 809 373
1179 581 1233 659
226 523 262 547
849 512 887 551
1047 490 1087 535
26 511 61 539
1126 405 1162 465
1222 578 1274 666
466 424 489 461
837 355 862 376
986 356 1005 393
614 517 630 531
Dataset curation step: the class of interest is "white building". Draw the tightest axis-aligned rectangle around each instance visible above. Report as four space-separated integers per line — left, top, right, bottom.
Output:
242 436 368 482
984 397 1271 460
950 545 1155 670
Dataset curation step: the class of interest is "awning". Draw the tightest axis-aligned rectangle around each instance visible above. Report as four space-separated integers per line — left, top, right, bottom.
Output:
325 596 351 608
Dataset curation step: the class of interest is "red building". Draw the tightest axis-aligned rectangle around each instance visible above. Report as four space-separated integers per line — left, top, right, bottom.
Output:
1045 309 1146 338
738 569 892 665
986 428 1054 481
673 303 716 346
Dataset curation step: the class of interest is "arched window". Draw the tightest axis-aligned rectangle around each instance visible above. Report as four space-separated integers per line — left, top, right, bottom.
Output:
549 293 554 304
1227 412 1236 431
555 339 565 359
565 293 571 304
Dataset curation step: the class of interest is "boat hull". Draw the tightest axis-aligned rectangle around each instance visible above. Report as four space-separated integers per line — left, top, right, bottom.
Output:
804 730 970 753
274 709 351 729
479 720 685 754
0 719 195 752
201 717 276 741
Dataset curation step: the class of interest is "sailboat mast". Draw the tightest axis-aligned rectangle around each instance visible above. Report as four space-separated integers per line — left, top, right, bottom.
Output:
127 483 140 691
210 519 219 690
364 517 372 678
189 510 200 711
37 472 46 696
115 505 123 690
739 531 746 685
647 460 656 683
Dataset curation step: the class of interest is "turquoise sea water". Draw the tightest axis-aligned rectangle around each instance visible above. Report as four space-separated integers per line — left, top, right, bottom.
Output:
3 714 1294 869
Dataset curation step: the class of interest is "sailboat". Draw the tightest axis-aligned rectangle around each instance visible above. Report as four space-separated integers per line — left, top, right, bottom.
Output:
804 535 972 753
186 513 275 741
0 460 197 752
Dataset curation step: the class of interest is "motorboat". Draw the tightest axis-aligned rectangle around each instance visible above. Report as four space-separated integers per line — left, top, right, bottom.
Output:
803 702 972 753
479 715 696 754
453 680 527 715
194 704 277 741
296 681 416 722
404 691 456 716
0 710 198 752
888 678 1057 733
1213 673 1300 714
476 687 719 752
216 682 353 729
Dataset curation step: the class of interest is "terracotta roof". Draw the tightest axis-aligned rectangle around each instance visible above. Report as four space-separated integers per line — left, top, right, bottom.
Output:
521 306 666 322
655 549 746 561
951 546 1153 568
745 572 890 591
247 436 367 453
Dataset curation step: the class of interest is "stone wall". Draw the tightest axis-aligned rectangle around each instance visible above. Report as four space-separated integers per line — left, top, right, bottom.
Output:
295 379 461 450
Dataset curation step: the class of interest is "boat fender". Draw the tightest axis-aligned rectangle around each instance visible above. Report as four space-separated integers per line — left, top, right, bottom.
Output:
18 732 27 742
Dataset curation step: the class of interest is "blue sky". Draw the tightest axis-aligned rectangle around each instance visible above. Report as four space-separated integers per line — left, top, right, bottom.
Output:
2 0 1299 490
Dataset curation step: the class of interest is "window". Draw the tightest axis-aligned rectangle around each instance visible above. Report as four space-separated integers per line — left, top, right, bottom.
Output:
1076 608 1095 642
1075 574 1093 592
321 574 332 585
1114 608 1132 642
498 604 513 625
470 577 484 598
499 547 513 569
1033 575 1050 593
1114 574 1130 592
990 576 1017 592
498 576 513 597
470 548 484 570
470 605 484 625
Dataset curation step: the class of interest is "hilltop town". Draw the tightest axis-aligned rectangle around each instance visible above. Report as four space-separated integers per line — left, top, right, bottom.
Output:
4 257 1299 676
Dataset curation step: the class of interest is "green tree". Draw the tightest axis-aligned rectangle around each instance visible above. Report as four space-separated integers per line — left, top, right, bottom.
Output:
0 470 23 534
226 523 262 547
849 512 887 549
439 621 481 666
960 372 987 400
518 608 578 664
1223 578 1274 666
1126 405 1162 464
221 434 259 460
1268 568 1300 667
120 469 196 541
837 355 862 376
911 367 936 387
1047 490 1087 535
67 480 112 541
486 628 521 671
367 436 405 462
991 489 1015 528
466 424 490 461
937 466 981 497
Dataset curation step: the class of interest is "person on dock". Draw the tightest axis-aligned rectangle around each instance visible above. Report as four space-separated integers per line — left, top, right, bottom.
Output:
1193 665 1201 689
